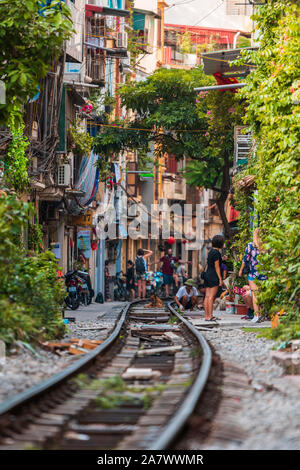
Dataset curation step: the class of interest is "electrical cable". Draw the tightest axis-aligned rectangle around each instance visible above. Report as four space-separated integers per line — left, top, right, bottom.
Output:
192 0 225 26
86 122 211 133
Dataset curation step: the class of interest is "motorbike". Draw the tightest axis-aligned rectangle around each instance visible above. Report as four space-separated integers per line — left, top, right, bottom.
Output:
76 270 94 305
65 270 80 310
77 277 90 306
114 272 129 301
153 271 164 296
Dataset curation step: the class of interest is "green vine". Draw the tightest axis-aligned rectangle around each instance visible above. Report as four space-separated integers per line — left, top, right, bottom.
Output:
237 1 300 340
0 0 73 125
28 221 43 252
69 119 94 157
4 110 29 192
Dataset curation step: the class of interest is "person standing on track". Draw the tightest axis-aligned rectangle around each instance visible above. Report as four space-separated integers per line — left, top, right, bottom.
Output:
135 248 153 300
203 235 225 321
160 248 179 297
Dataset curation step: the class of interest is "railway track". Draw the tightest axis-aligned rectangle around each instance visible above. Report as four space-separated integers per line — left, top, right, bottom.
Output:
0 300 212 450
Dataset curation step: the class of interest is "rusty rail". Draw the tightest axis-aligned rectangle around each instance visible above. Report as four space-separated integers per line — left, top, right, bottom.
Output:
149 302 212 450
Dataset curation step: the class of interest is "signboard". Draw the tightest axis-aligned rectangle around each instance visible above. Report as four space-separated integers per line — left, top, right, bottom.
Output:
72 210 93 227
51 242 61 260
77 228 91 259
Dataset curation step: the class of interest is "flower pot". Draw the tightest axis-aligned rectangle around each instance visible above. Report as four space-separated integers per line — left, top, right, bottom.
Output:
235 304 249 315
226 302 235 314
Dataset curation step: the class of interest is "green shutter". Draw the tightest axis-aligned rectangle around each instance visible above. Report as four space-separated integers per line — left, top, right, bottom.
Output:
57 84 66 153
133 13 145 31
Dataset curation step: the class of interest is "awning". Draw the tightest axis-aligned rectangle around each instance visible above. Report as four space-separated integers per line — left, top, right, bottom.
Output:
133 12 145 31
85 4 130 18
66 86 86 107
84 42 128 58
133 8 161 18
201 48 257 77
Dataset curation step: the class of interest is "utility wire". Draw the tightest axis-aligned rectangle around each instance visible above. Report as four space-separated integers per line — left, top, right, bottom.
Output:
193 0 225 26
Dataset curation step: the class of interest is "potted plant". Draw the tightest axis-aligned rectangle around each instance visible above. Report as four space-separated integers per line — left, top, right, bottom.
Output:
235 297 249 316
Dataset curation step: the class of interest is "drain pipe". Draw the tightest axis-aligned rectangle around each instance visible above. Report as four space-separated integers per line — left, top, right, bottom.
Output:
233 31 241 49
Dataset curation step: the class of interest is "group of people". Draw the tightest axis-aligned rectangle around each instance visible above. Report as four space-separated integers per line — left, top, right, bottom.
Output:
105 228 266 323
174 234 225 321
125 247 191 301
174 229 266 323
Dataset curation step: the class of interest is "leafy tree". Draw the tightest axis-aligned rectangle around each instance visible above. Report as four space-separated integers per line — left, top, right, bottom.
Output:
0 194 66 347
183 89 244 237
236 1 300 336
93 67 244 238
0 0 73 124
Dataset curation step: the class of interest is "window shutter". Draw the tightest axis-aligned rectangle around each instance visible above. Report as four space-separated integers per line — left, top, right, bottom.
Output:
165 155 177 174
234 126 252 168
127 161 137 196
226 0 252 16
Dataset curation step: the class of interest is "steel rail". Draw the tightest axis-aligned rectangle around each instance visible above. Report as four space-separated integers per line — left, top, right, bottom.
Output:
0 302 132 416
149 301 212 450
0 299 212 452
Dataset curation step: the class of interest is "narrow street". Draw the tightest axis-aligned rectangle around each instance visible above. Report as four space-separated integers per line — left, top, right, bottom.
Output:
0 0 299 461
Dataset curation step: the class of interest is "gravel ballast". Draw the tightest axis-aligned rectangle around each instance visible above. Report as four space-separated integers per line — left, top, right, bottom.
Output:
0 302 124 403
198 328 300 450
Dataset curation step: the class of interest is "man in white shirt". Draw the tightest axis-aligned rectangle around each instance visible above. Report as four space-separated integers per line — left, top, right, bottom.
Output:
174 279 199 311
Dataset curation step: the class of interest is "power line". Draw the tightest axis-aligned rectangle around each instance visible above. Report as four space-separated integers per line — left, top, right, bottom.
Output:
87 122 210 133
193 0 225 27
166 0 201 10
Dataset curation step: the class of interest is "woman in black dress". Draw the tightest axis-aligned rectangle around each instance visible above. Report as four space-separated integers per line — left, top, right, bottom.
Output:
203 235 224 321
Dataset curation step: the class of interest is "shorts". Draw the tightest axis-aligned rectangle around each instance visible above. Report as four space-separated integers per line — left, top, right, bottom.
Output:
248 274 267 282
136 272 146 281
163 274 173 285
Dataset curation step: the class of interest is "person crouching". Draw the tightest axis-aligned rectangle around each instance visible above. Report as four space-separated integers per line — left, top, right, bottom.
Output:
174 279 199 311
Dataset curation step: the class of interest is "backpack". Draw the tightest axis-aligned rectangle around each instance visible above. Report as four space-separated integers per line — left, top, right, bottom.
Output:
136 256 146 274
95 292 104 304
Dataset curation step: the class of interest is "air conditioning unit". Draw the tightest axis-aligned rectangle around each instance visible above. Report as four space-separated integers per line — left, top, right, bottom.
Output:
57 164 71 187
116 32 128 49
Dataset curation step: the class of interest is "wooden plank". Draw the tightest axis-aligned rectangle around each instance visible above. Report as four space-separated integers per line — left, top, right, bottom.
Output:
76 326 106 331
137 345 182 357
39 341 70 351
68 345 88 355
69 339 103 349
122 368 161 380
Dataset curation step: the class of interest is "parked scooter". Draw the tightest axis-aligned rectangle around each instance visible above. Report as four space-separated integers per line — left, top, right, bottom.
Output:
65 270 80 310
77 270 94 305
153 271 164 296
114 272 129 301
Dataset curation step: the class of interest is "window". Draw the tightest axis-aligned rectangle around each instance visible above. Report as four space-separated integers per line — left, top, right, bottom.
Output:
226 0 252 16
127 161 138 197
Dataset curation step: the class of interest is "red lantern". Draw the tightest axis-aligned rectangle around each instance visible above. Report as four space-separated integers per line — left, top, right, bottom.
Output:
91 241 98 251
167 236 175 245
